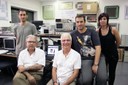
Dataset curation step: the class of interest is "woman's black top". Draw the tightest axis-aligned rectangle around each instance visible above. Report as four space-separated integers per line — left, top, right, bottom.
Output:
99 26 118 60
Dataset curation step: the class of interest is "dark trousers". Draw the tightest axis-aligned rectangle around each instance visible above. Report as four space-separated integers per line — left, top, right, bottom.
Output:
106 56 118 85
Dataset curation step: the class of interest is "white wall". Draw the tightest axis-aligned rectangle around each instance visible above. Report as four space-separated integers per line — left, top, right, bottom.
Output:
98 0 128 35
0 0 42 27
42 0 99 25
42 0 128 35
0 0 128 35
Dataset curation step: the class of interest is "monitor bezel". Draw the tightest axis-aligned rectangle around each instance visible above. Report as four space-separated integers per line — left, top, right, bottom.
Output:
3 38 16 51
47 45 60 55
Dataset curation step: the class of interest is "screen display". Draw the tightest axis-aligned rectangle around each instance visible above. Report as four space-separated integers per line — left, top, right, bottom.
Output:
0 38 3 48
47 45 59 55
3 38 16 51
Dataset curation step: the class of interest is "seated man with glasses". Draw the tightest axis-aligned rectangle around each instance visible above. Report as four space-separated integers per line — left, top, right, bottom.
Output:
13 35 45 85
47 33 81 85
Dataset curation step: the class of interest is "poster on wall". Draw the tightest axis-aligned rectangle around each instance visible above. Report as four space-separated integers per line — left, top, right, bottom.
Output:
58 2 73 10
0 0 8 20
43 5 55 20
56 10 76 21
104 5 119 19
76 2 83 10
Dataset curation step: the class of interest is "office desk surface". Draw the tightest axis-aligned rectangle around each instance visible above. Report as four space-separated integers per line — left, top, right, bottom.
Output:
0 53 16 58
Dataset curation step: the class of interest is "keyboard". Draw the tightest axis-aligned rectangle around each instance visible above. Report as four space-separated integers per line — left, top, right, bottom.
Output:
0 50 9 54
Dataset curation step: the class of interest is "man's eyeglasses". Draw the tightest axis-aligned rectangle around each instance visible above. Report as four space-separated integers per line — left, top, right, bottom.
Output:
27 41 37 43
61 39 71 42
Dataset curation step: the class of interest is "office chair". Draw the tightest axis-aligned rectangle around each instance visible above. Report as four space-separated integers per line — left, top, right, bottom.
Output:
0 60 16 75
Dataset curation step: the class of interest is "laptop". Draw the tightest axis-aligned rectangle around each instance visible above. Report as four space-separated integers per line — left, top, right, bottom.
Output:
46 45 60 61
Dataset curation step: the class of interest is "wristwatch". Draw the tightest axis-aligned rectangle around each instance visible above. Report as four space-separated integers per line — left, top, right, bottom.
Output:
53 81 57 83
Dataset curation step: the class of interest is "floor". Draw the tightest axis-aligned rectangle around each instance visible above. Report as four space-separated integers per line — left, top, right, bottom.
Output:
0 70 13 85
114 62 128 85
0 62 128 85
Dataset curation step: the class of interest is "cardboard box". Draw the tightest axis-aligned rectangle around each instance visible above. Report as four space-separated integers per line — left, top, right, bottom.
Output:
118 48 124 62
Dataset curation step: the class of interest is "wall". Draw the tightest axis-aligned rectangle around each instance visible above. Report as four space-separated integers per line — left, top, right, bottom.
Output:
42 0 99 25
98 0 128 35
0 0 42 27
42 0 128 35
0 0 128 35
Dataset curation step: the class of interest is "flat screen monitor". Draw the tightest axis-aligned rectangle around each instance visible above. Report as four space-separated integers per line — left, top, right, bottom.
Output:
47 45 59 55
3 38 16 51
46 45 60 60
0 38 3 48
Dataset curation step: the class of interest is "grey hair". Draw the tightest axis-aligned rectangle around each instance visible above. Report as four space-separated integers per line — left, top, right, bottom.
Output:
60 33 72 41
26 35 37 42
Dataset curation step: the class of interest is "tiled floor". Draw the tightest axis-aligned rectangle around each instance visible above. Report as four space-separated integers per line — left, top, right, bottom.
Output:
0 62 128 85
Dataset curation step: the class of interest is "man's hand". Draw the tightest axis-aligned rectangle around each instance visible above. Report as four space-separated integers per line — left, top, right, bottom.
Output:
18 66 26 72
53 82 58 85
92 65 98 74
27 75 37 85
62 83 69 85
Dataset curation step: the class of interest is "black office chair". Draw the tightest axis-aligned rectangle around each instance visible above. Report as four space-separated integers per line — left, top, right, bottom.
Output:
0 60 16 75
38 61 52 85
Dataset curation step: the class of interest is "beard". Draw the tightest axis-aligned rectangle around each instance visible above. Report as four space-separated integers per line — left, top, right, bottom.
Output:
78 26 84 30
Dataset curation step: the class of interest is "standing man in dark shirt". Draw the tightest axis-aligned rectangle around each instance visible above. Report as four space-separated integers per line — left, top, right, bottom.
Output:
71 14 107 85
13 9 37 57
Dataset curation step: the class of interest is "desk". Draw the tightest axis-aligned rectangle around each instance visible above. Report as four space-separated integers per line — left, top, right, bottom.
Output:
0 53 16 63
0 53 16 58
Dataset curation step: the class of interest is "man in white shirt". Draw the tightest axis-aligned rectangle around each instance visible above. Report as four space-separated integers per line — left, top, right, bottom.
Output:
47 33 81 85
13 35 45 85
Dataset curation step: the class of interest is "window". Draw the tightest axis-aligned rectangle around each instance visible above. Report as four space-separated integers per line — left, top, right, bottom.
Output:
11 7 34 23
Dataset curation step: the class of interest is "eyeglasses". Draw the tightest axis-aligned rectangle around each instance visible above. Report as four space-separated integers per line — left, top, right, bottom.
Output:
61 39 71 42
27 41 37 43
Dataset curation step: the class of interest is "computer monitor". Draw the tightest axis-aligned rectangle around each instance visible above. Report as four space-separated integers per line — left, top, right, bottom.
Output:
3 38 16 51
46 45 60 60
0 38 3 48
47 45 60 55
